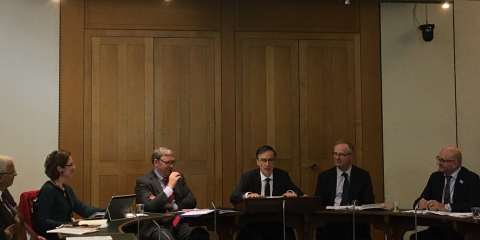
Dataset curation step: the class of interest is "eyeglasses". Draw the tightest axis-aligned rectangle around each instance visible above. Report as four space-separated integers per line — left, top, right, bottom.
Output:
159 159 176 166
332 152 352 157
65 163 75 167
0 170 16 175
258 158 275 163
436 156 456 164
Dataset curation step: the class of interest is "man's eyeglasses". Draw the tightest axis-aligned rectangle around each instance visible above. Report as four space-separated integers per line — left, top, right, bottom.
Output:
436 156 456 164
0 171 16 175
159 159 176 166
258 158 275 163
332 152 352 157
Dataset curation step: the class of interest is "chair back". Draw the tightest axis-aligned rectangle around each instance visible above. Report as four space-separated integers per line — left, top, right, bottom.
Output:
4 211 27 240
18 190 39 230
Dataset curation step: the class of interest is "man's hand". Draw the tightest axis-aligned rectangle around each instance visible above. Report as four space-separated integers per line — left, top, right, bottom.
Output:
426 200 446 211
38 236 46 240
282 192 297 198
246 193 264 199
418 198 428 210
168 172 182 188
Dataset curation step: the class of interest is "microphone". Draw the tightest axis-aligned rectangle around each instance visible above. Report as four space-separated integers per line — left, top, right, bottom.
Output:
211 202 217 240
131 211 140 240
282 200 286 240
152 218 162 240
414 205 418 240
352 199 358 240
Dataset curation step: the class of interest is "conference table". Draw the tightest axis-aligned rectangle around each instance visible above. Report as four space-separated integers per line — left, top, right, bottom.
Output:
81 207 480 240
185 209 480 240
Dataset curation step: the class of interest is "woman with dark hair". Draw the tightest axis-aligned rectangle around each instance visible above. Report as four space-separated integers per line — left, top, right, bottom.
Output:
35 150 105 240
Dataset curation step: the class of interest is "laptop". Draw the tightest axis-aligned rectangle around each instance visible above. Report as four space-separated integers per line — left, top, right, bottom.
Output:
87 194 136 221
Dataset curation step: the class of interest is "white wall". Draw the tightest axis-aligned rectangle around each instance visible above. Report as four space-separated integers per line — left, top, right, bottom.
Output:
0 0 59 201
382 1 480 239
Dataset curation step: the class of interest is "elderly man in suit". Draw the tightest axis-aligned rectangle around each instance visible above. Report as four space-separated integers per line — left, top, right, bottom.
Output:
314 140 375 240
0 155 44 240
410 146 480 240
135 147 209 240
230 145 303 240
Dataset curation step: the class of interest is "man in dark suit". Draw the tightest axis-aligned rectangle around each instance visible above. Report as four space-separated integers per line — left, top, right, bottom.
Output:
314 140 375 240
0 155 44 240
136 147 209 240
230 145 303 240
410 146 480 240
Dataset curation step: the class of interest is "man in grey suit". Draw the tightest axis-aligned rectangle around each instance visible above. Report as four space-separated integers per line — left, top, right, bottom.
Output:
136 147 208 240
314 140 375 240
230 145 303 240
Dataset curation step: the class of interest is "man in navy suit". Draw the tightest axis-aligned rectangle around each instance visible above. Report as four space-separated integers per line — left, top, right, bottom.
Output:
410 146 480 240
136 147 209 240
230 145 303 240
314 140 375 240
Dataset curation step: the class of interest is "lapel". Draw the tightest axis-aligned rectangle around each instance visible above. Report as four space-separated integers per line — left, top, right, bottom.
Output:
1 190 15 224
328 168 338 204
452 167 466 202
271 168 282 195
253 169 262 194
149 170 164 195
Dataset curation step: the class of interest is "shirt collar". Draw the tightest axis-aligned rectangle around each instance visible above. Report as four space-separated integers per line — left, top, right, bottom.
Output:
154 169 166 180
260 171 273 181
336 166 352 178
448 166 461 180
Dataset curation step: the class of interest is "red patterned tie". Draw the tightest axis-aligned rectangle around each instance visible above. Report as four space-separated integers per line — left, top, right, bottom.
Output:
163 177 174 203
444 175 452 204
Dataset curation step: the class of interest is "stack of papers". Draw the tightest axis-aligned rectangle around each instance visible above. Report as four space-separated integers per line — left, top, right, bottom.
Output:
402 210 473 218
47 228 98 235
327 203 385 210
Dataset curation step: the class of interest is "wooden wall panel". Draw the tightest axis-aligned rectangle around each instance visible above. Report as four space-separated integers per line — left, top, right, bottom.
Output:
154 38 218 208
236 39 301 185
299 38 357 196
85 0 220 31
235 0 360 32
87 37 154 205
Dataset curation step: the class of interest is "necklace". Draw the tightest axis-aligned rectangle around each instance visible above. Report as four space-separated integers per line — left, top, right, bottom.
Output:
51 180 63 189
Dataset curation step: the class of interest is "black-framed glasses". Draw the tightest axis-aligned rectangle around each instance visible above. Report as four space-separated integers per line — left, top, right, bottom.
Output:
258 158 275 163
332 152 352 157
159 159 176 166
436 156 455 164
65 162 75 167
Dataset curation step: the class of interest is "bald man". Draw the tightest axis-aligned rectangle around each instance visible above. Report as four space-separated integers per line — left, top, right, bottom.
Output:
411 146 480 240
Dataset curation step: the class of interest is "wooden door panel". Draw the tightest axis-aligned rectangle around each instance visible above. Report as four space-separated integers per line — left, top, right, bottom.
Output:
153 38 217 209
88 37 154 206
236 39 301 186
299 38 358 196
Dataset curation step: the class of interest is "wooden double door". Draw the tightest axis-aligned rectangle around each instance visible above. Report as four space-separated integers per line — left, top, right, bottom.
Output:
83 31 365 207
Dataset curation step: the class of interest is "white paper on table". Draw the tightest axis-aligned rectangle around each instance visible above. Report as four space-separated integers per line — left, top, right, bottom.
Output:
180 209 214 216
78 219 108 226
47 228 98 235
326 206 350 210
66 236 112 240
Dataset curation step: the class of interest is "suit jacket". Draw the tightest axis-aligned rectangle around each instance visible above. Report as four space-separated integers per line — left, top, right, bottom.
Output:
413 167 480 212
136 170 197 239
0 189 16 240
314 165 375 207
229 168 304 204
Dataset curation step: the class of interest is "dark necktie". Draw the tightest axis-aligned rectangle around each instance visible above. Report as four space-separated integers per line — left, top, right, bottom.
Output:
1 192 15 212
265 178 271 197
163 177 174 203
341 172 349 206
444 175 452 204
